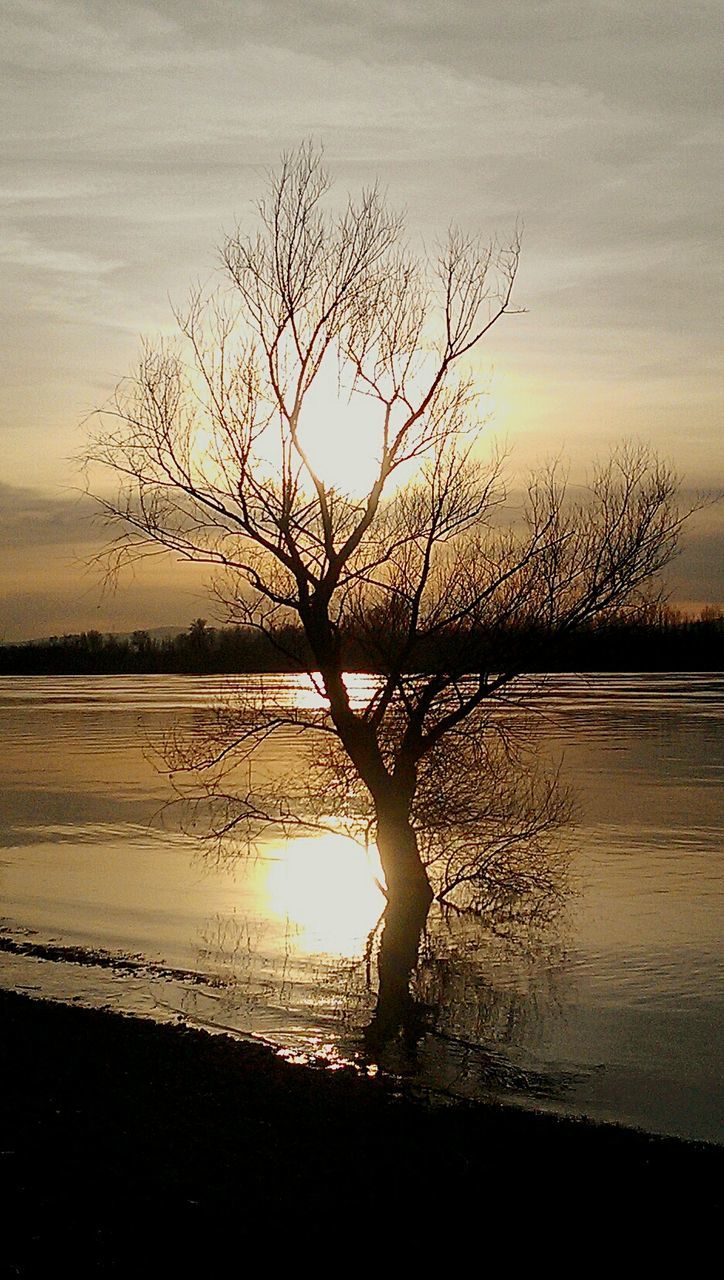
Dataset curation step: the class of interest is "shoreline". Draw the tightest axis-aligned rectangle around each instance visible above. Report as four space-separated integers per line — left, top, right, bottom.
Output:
1 989 721 1268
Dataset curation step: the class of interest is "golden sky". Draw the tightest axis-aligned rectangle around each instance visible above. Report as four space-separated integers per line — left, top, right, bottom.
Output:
1 1 721 639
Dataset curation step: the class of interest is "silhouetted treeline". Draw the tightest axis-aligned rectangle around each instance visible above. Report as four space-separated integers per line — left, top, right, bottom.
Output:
0 620 308 676
1 610 721 675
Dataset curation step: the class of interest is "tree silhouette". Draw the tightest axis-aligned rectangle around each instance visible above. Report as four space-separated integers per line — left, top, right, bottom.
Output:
87 143 688 1039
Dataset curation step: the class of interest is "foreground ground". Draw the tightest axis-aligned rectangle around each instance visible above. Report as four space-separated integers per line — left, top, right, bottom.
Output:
1 989 721 1271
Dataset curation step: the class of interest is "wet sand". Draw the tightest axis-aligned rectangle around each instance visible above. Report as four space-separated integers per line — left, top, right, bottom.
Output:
1 989 720 1271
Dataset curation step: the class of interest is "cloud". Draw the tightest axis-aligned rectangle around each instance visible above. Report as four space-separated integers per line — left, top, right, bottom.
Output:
0 482 210 640
0 0 720 533
0 483 102 549
0 480 720 645
668 501 724 606
0 233 119 275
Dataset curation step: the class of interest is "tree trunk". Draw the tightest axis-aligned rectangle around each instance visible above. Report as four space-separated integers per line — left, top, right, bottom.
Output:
366 804 433 1052
375 803 433 908
365 892 431 1051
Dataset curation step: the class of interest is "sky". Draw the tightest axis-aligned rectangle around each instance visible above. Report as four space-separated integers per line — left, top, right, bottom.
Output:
1 0 722 640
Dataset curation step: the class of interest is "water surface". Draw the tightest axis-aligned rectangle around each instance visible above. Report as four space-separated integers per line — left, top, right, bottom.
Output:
1 673 721 1142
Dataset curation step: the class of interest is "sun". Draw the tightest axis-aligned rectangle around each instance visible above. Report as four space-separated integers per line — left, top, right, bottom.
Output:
295 357 386 495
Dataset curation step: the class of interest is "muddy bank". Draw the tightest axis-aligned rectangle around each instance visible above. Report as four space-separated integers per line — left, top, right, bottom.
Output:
1 989 720 1271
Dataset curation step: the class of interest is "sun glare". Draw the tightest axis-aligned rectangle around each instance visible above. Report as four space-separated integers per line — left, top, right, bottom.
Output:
184 341 508 507
296 357 385 495
286 670 379 711
263 832 385 956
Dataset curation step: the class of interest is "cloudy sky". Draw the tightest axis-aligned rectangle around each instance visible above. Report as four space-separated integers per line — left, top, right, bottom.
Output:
1 0 721 639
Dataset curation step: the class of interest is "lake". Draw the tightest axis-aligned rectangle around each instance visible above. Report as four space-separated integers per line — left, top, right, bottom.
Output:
0 672 721 1143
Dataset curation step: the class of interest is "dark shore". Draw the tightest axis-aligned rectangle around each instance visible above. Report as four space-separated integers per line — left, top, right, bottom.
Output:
1 989 721 1271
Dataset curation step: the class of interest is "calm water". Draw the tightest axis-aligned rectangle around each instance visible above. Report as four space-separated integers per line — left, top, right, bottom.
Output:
0 673 721 1142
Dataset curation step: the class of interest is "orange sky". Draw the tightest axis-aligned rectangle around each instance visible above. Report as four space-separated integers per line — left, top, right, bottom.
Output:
1 1 721 639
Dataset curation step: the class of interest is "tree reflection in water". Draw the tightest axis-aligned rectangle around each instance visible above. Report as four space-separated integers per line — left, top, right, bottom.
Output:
362 725 571 1066
169 693 576 1097
363 900 577 1100
187 894 577 1102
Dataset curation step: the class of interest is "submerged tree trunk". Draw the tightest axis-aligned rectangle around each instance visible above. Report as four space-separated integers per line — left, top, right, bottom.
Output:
365 802 434 1052
318 666 434 1046
364 890 432 1053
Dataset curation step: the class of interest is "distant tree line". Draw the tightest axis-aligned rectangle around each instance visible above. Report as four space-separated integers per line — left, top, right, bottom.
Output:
0 619 303 675
1 609 721 676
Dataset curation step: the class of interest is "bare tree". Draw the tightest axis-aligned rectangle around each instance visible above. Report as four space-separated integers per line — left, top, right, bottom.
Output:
87 141 686 925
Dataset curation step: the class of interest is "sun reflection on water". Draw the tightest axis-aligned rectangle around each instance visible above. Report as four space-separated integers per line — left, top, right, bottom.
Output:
277 1043 380 1074
284 671 380 711
262 832 386 957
